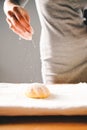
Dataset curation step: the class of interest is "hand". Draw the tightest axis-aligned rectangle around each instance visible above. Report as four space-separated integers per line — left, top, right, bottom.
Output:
4 2 33 40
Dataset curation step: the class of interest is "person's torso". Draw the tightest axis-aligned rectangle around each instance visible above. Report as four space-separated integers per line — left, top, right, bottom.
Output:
35 0 87 72
35 0 87 39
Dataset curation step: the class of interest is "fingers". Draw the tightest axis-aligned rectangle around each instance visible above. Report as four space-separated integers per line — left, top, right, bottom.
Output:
6 17 12 28
13 6 30 23
12 26 32 40
8 11 30 33
5 5 34 40
13 7 31 33
24 13 30 23
8 11 27 33
11 24 32 40
6 18 32 40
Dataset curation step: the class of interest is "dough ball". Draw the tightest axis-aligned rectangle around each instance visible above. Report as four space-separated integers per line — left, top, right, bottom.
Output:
25 83 50 99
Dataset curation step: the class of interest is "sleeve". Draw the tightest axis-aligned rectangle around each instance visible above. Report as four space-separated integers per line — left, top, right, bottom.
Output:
15 0 29 7
5 0 29 7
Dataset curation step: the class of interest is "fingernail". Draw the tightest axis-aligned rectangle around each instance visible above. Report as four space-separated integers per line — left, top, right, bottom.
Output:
24 32 32 40
26 36 32 40
9 23 12 27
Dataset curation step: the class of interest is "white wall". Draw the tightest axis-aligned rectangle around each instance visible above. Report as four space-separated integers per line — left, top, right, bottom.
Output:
0 0 42 83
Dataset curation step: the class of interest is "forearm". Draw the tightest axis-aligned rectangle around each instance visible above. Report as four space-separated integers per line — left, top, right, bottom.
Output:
4 0 29 7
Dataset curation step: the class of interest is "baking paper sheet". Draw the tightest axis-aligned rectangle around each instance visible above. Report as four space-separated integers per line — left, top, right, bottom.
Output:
0 83 87 116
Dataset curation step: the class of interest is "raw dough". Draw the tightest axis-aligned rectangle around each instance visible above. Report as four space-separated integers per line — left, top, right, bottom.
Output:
25 83 50 99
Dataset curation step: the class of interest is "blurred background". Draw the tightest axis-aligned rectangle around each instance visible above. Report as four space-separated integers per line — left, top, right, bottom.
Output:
0 0 42 83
